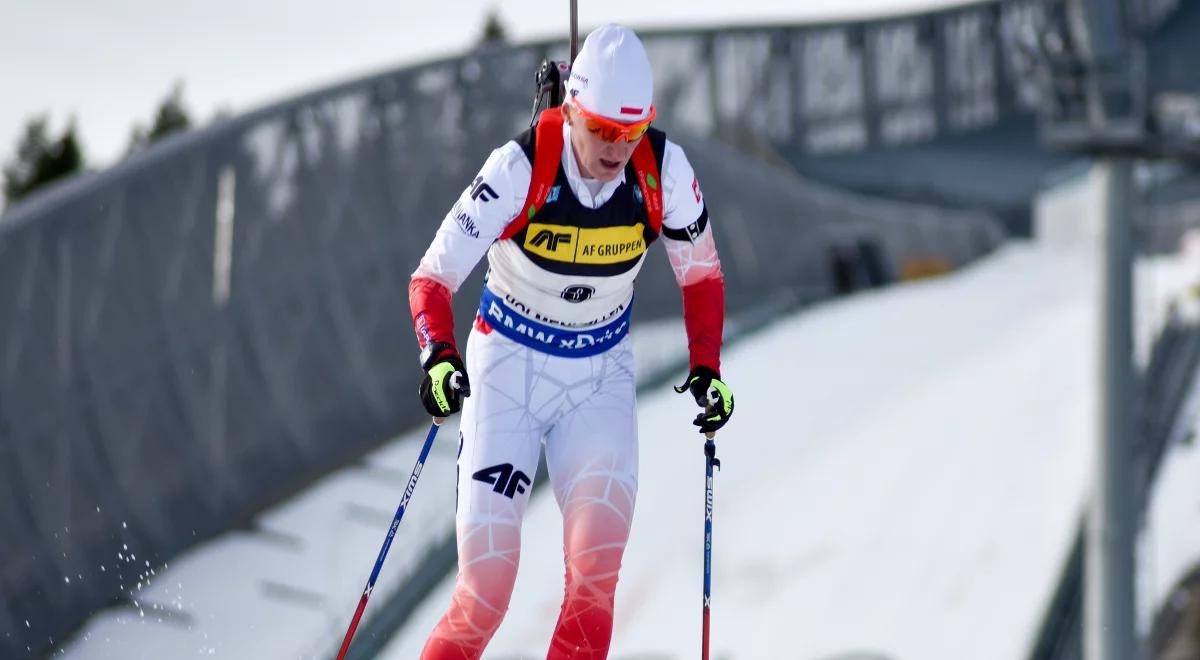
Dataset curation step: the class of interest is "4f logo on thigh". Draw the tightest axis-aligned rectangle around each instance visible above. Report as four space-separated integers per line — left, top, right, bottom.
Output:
472 463 532 499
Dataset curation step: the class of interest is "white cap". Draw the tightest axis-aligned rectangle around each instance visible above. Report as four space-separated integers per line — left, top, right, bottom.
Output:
566 24 654 122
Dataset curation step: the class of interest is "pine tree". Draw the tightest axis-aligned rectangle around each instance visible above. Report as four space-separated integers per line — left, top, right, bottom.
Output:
128 82 193 154
2 115 86 206
479 9 508 45
3 116 52 203
41 120 83 185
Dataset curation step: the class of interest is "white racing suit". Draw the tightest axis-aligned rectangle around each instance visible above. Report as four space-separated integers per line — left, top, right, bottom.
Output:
409 116 724 659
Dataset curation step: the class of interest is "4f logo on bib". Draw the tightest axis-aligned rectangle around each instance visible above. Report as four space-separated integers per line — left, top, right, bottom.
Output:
530 229 573 251
473 463 532 498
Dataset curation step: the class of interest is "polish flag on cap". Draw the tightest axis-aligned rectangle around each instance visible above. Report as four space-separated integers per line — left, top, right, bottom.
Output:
565 24 654 122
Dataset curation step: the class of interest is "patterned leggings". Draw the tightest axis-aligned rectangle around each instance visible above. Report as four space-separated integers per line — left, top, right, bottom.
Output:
420 325 638 660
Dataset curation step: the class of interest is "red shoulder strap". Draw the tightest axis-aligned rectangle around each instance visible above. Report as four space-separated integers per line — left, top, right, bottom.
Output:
630 137 663 234
501 108 565 240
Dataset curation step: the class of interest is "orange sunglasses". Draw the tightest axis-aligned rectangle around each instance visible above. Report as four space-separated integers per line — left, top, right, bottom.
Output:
567 97 657 143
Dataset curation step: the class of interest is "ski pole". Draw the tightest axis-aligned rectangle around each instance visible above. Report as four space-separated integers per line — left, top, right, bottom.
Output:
336 417 444 660
702 432 720 660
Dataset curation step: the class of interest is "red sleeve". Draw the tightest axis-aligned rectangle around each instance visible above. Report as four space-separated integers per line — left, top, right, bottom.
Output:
680 275 724 375
408 276 457 351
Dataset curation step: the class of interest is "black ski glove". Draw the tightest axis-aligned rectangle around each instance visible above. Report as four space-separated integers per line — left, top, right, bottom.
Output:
418 342 471 417
673 366 734 434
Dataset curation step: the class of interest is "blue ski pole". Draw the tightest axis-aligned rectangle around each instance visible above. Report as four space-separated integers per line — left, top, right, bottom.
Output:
702 432 720 659
337 417 444 660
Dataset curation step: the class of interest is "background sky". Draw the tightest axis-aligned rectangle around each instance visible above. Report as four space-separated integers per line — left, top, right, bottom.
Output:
0 0 976 170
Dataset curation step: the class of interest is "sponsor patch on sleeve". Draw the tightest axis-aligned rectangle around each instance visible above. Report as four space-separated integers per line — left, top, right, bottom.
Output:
468 176 497 203
450 200 481 238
